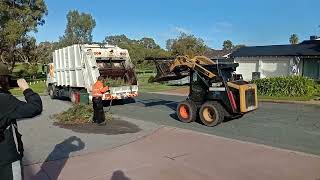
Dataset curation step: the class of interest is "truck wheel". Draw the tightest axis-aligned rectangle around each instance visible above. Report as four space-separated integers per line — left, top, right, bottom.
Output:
70 90 79 104
48 85 56 99
177 100 197 123
199 101 225 127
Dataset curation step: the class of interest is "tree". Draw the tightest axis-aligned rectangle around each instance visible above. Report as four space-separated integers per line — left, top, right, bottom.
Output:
104 34 133 46
0 0 47 71
138 38 160 49
60 10 96 46
166 39 175 51
233 44 246 51
289 34 299 44
168 33 207 57
103 35 170 69
36 41 57 64
223 40 233 52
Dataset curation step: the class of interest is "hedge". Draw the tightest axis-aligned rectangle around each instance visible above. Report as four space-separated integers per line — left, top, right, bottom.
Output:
252 76 318 97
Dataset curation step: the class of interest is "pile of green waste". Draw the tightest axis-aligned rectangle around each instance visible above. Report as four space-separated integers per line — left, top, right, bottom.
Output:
54 104 113 124
103 78 128 87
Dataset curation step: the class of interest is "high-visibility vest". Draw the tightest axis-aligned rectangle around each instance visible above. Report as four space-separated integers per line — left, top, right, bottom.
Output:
92 81 109 97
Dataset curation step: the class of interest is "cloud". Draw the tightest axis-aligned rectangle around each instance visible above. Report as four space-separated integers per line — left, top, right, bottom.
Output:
158 25 192 41
211 22 233 33
173 26 192 34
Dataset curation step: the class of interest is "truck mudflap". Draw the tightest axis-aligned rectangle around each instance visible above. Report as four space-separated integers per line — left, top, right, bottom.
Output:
102 85 138 100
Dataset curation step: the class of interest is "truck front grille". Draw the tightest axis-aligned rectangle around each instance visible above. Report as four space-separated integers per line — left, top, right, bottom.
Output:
245 89 256 109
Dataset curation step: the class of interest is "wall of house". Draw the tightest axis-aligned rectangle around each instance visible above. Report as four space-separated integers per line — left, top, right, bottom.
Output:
301 58 320 79
233 56 302 81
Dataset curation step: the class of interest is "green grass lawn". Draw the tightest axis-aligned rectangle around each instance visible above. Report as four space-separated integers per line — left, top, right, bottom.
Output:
13 63 43 73
10 81 47 96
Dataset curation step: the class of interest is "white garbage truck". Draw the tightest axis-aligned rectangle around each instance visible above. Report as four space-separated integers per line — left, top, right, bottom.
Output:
46 44 139 103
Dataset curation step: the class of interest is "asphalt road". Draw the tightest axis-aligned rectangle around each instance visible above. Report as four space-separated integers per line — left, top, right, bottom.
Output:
109 93 320 155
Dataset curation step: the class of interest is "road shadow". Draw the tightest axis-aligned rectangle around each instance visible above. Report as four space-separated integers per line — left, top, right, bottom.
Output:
169 112 186 123
28 136 85 180
223 114 244 123
110 170 131 180
103 98 136 107
137 99 178 111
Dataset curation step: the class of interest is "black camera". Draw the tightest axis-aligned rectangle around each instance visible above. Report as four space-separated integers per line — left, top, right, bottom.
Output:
0 130 4 143
9 76 18 88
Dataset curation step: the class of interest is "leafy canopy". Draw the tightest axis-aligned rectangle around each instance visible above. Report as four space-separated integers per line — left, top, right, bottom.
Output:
0 0 47 69
223 40 233 52
59 10 96 46
166 33 207 57
289 34 299 44
104 35 170 69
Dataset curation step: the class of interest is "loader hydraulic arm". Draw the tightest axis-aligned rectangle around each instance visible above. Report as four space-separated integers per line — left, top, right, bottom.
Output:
169 56 217 78
145 55 219 82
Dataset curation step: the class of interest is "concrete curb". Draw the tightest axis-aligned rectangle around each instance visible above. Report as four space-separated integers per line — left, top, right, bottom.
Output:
259 99 320 105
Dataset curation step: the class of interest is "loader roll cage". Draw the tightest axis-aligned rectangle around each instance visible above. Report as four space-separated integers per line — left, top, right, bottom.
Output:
145 56 248 114
145 55 258 127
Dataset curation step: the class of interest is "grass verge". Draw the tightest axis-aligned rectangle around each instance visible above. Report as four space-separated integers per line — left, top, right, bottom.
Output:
10 81 46 96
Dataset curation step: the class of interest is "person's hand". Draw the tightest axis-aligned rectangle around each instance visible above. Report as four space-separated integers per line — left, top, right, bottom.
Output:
17 79 29 91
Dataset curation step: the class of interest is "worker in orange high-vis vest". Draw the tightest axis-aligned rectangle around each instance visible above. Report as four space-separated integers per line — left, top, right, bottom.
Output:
92 76 109 124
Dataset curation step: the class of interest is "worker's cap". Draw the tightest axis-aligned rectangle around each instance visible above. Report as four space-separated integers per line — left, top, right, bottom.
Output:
0 62 10 76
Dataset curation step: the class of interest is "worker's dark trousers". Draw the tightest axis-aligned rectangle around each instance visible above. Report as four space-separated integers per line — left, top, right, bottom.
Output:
92 97 105 124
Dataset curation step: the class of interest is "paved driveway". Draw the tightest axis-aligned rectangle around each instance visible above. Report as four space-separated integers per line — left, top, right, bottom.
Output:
109 93 320 155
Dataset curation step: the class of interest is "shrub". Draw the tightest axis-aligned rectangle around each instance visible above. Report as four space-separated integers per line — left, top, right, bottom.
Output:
252 76 317 97
315 85 320 97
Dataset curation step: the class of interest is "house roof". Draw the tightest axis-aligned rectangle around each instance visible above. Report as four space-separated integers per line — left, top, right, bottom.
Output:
204 48 230 59
231 40 320 57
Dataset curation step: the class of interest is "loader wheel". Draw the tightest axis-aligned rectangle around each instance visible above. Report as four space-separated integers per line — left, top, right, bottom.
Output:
199 101 225 127
177 100 197 123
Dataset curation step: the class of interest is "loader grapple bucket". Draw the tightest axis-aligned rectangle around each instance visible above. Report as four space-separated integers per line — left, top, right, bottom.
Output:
152 60 189 82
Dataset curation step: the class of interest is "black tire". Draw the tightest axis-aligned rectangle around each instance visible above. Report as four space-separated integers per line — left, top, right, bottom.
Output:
177 100 197 123
48 85 56 99
199 101 225 127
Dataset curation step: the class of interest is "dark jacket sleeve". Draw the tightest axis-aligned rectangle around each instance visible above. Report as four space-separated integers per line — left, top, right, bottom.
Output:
9 89 43 119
